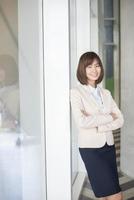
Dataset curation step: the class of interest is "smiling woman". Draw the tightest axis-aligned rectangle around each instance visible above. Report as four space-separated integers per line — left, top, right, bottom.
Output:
76 52 104 87
70 51 124 200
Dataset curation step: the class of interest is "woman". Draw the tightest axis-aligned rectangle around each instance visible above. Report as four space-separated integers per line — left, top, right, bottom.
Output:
70 52 124 200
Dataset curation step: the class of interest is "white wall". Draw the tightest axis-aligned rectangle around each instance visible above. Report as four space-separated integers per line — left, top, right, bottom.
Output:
76 0 90 61
69 0 78 183
90 0 99 53
120 0 134 178
43 0 72 200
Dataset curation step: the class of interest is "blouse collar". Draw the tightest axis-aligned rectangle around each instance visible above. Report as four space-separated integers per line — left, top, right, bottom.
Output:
87 84 100 95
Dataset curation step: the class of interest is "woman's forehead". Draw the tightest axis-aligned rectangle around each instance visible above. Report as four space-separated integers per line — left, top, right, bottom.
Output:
89 59 99 65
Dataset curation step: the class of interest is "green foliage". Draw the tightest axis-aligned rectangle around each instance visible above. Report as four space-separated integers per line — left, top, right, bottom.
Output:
105 77 114 97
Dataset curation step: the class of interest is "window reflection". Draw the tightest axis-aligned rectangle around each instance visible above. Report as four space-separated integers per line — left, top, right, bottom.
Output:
0 1 45 199
0 55 20 132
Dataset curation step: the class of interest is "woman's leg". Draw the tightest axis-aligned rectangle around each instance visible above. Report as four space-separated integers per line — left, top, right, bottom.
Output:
106 191 123 200
99 197 107 200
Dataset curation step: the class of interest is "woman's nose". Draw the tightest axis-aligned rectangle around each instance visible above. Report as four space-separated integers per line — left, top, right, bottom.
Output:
91 67 97 72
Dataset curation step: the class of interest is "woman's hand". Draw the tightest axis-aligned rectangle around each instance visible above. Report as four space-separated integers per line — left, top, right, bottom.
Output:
110 112 118 120
81 110 118 121
81 110 90 116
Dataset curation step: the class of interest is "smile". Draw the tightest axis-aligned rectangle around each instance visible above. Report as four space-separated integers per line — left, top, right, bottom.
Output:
91 74 98 77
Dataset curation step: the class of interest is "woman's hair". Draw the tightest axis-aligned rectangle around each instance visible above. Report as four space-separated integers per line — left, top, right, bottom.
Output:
76 51 104 85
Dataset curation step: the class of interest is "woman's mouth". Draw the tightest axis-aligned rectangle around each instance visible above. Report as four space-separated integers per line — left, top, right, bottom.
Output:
91 74 98 77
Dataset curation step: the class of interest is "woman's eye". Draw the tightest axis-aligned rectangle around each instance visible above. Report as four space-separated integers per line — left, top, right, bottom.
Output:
87 65 100 68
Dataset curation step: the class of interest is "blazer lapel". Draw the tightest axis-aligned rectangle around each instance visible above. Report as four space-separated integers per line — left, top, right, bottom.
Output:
77 84 106 110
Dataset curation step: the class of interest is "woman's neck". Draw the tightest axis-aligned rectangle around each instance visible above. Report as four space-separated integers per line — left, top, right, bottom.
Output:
87 81 96 88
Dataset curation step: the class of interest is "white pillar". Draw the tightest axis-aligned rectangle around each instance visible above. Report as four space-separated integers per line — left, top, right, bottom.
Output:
43 0 72 200
76 0 90 60
120 0 134 178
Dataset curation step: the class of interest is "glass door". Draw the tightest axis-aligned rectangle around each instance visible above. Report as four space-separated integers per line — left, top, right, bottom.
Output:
0 0 46 199
98 0 120 104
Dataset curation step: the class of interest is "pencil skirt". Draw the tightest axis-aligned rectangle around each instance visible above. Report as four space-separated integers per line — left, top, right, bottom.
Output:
79 142 121 198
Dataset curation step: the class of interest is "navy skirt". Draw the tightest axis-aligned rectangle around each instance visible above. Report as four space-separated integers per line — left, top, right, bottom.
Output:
79 142 121 198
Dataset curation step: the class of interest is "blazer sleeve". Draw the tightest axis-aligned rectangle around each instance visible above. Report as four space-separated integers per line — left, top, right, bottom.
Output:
70 88 113 129
98 91 124 132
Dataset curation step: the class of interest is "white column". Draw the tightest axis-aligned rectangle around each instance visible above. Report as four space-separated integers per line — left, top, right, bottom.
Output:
76 0 90 174
120 0 134 178
43 1 72 200
76 0 90 60
90 0 99 53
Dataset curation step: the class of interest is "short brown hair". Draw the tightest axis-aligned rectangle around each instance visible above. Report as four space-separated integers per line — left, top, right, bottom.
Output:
76 52 104 85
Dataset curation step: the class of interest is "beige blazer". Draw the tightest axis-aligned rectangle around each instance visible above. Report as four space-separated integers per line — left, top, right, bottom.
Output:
70 83 124 148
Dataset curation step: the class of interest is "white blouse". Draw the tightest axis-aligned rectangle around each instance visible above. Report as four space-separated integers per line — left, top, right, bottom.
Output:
87 84 103 106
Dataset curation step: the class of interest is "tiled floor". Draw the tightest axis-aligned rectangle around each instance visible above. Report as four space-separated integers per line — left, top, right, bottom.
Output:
79 131 134 200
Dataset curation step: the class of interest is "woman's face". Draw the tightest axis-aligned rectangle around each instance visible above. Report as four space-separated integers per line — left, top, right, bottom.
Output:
85 59 101 83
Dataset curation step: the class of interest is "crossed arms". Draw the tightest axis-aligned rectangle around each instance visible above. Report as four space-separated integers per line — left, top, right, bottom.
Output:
70 89 124 132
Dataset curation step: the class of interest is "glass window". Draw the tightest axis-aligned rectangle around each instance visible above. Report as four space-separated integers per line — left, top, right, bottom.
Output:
0 1 46 199
104 20 113 43
104 0 113 18
98 0 120 99
0 1 19 132
99 0 119 100
103 0 114 97
105 45 114 95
